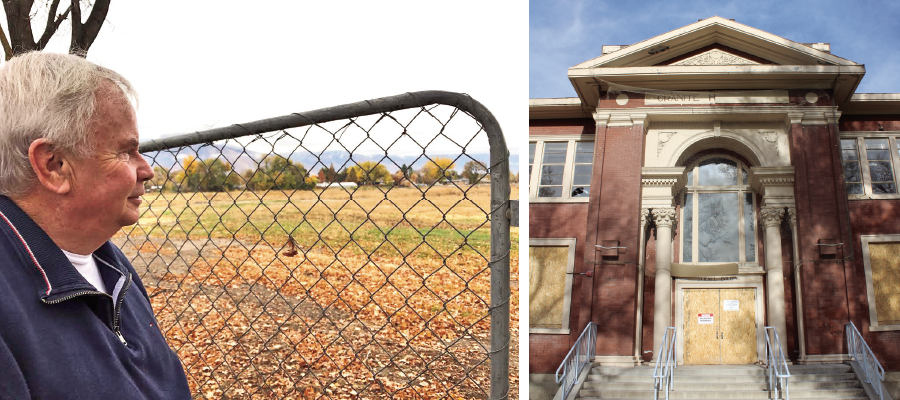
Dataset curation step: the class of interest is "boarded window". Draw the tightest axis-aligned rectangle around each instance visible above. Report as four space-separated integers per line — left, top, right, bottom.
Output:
529 246 569 329
869 243 900 325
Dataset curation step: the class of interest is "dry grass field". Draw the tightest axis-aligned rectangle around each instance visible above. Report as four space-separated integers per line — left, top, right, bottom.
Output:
115 184 519 399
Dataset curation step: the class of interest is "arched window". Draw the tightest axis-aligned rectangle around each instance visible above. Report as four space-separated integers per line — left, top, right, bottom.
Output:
681 156 757 264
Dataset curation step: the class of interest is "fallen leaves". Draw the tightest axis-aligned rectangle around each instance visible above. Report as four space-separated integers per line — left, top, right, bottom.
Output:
129 237 519 399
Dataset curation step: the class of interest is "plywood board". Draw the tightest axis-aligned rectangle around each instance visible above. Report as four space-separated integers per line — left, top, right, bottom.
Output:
870 243 900 325
684 289 721 364
529 246 569 329
720 288 757 364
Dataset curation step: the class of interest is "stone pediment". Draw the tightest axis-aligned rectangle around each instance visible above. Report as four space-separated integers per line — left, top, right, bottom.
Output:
670 49 759 66
565 16 866 108
573 16 858 69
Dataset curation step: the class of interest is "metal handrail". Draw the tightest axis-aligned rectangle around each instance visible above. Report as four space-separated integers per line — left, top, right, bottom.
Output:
846 322 885 400
652 327 677 400
765 327 791 400
556 322 597 400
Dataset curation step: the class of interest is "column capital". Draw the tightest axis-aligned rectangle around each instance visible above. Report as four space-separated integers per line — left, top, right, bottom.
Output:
652 208 677 228
760 207 785 228
640 209 651 228
787 207 797 228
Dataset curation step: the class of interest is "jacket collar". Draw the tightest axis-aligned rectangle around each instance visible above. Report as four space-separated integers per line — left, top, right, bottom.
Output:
0 195 124 301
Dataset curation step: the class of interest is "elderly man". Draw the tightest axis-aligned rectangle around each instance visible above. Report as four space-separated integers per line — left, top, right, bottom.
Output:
0 53 190 399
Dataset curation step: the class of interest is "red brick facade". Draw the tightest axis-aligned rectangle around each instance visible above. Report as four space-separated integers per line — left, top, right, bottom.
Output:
530 18 900 375
529 99 900 374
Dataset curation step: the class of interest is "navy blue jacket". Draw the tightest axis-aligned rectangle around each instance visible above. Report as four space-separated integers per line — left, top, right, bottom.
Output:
0 196 190 399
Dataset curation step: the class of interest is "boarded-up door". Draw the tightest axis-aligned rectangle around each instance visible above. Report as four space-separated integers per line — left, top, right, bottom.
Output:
683 288 756 364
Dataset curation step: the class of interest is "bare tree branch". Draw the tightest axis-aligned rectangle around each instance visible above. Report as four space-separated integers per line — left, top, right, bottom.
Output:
0 21 13 60
3 0 38 55
69 0 107 56
35 0 69 50
68 0 79 51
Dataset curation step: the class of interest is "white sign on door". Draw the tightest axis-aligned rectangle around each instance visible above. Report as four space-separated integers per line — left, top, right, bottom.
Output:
698 313 714 324
723 300 739 311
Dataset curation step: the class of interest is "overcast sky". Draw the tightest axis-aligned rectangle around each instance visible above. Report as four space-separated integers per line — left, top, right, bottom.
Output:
32 1 526 158
531 0 900 99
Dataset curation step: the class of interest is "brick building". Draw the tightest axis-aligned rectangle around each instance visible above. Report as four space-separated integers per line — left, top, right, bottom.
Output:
529 16 900 385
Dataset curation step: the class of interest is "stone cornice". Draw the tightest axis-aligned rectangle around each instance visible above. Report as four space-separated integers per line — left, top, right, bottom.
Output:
595 106 838 125
608 114 636 127
642 167 687 189
630 113 648 126
784 109 841 126
593 111 650 128
593 111 611 126
750 166 795 193
787 112 805 125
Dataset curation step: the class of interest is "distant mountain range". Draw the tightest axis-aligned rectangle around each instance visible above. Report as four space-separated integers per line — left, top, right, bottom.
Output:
142 144 519 174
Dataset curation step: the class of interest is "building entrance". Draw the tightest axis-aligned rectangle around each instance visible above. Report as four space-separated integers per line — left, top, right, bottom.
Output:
683 288 757 364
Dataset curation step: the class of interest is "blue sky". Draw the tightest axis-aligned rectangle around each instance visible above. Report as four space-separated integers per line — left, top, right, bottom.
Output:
530 0 900 98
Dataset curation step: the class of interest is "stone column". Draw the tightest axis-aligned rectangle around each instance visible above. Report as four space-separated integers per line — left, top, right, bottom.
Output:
651 208 676 361
760 207 788 351
787 208 807 362
634 209 651 362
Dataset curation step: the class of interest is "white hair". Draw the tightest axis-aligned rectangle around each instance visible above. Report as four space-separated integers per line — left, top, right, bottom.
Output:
0 52 137 197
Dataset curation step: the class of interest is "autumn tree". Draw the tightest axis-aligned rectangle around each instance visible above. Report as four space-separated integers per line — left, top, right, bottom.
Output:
172 156 240 192
1 0 111 59
172 155 202 191
196 158 240 192
391 169 419 187
345 161 391 185
398 163 414 177
246 155 312 191
422 157 456 184
317 163 339 183
149 165 176 192
462 160 487 184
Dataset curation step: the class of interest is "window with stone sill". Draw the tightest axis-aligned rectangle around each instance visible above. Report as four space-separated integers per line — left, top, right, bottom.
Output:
529 238 576 334
861 235 900 331
841 136 900 198
529 140 594 202
680 156 757 264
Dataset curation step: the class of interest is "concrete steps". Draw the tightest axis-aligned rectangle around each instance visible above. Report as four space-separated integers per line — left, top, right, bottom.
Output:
577 363 868 400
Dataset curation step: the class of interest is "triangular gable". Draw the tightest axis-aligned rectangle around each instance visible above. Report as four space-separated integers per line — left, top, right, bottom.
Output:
671 50 757 66
657 44 775 66
572 16 859 69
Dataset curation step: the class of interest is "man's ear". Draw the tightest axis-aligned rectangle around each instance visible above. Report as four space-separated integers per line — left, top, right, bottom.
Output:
28 138 72 194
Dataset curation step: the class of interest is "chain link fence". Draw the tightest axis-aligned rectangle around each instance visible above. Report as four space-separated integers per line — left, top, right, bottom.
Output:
116 91 517 399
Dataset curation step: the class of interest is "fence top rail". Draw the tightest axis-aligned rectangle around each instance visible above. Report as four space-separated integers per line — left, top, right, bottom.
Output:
138 91 507 161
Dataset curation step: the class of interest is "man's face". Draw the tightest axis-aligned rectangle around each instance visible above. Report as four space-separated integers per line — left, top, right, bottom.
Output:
66 84 153 234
